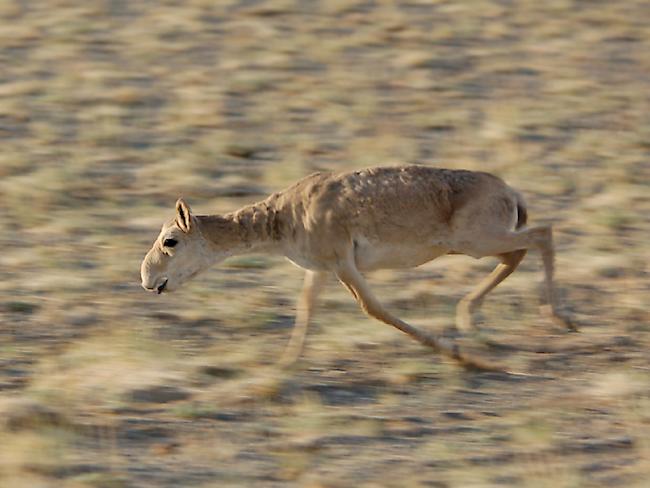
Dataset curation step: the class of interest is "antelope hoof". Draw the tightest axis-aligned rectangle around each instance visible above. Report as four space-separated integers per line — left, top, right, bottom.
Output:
540 305 577 332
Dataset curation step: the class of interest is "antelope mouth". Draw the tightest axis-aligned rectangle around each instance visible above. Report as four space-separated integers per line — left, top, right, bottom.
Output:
157 279 168 294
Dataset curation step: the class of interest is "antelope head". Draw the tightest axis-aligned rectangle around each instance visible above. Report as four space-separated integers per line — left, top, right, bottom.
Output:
140 199 216 294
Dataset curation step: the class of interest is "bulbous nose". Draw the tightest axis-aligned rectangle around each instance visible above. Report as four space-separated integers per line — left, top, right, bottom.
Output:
140 248 170 294
140 249 159 291
141 278 168 294
141 281 156 291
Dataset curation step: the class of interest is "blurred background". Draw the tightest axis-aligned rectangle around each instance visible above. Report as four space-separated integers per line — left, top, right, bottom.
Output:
1 1 649 486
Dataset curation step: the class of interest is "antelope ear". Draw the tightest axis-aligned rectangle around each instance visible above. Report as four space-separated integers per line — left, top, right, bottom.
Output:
175 198 193 233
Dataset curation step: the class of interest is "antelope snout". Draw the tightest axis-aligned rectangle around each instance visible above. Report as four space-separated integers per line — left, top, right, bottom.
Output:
141 251 162 292
141 280 155 291
141 278 157 291
141 277 168 294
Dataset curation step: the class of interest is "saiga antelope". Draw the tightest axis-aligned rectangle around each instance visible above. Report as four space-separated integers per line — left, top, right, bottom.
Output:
140 165 574 370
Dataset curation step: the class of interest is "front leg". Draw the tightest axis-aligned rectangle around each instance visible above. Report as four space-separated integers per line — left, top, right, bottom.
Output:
334 253 500 371
278 270 328 367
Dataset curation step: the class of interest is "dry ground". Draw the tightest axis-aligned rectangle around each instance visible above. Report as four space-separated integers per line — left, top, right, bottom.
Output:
1 1 649 487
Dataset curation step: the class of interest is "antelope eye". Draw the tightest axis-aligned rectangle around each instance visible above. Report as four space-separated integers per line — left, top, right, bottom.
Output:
163 238 178 248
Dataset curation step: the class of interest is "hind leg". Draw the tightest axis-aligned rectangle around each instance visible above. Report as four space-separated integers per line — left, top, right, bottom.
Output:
456 249 527 333
533 228 576 331
333 248 497 370
457 225 575 331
